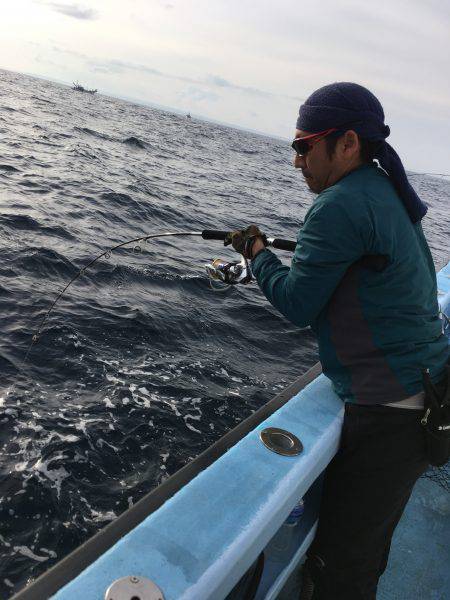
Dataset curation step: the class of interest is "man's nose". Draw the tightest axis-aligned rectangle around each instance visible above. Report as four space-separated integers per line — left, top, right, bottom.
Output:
293 153 304 169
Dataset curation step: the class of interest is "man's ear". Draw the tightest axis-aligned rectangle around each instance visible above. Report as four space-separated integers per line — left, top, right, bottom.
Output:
342 130 360 157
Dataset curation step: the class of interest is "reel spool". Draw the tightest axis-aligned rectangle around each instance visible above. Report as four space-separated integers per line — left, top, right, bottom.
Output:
204 257 253 286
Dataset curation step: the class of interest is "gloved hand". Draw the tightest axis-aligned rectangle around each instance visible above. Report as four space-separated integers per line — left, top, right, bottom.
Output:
224 225 267 259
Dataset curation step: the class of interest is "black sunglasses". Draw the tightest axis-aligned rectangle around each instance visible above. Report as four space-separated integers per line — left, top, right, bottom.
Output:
291 128 338 156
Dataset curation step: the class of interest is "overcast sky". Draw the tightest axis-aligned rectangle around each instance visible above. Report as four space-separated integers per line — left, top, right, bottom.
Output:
1 0 449 172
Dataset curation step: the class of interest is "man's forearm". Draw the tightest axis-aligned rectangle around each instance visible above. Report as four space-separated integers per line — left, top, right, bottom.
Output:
250 250 310 326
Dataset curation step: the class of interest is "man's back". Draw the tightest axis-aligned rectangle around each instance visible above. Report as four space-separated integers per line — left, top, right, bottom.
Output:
311 164 448 403
253 164 448 404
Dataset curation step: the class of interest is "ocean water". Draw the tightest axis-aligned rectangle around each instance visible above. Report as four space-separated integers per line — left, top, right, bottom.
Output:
0 68 448 597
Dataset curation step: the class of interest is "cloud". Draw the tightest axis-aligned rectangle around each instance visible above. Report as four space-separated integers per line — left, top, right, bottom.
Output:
46 45 303 103
157 0 175 8
85 58 302 101
205 75 230 88
46 2 98 20
205 75 303 102
89 59 165 78
204 75 271 98
179 87 220 104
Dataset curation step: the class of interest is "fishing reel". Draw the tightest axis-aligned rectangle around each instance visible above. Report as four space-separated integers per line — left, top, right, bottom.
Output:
205 256 253 286
202 230 296 288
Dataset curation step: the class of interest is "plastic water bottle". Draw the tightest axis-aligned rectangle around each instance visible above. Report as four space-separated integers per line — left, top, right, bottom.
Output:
266 499 305 562
285 498 305 527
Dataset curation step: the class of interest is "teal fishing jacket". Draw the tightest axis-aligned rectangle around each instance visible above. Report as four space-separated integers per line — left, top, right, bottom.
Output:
252 164 448 404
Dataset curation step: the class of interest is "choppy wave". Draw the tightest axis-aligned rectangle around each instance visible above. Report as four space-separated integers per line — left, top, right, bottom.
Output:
0 67 448 597
122 136 146 148
0 164 20 172
73 126 112 141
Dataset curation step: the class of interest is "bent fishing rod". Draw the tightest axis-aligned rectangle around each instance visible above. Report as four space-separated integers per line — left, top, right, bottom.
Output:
25 229 296 360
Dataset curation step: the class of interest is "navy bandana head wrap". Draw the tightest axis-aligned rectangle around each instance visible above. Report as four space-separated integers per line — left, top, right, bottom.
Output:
296 82 427 223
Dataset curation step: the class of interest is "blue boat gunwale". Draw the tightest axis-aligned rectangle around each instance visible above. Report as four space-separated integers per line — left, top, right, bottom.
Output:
12 364 322 599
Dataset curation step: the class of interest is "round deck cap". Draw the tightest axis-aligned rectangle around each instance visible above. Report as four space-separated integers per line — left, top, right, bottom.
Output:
260 427 303 456
105 575 164 600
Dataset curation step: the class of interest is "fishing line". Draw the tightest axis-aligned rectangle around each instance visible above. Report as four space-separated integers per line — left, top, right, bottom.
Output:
24 229 295 359
22 231 204 365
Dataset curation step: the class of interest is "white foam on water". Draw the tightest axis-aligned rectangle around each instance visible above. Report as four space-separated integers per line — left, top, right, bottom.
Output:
25 420 44 432
90 508 117 523
0 385 13 408
14 461 29 473
13 545 49 562
122 368 151 376
184 416 201 434
105 373 125 385
32 454 70 499
166 397 182 417
96 438 119 452
53 432 79 443
74 417 102 436
67 333 82 348
39 547 57 558
73 451 88 463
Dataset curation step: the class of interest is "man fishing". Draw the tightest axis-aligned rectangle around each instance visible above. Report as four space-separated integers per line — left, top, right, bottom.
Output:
229 82 449 599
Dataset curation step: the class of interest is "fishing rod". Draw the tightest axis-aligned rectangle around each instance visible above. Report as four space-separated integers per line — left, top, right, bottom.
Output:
25 229 296 360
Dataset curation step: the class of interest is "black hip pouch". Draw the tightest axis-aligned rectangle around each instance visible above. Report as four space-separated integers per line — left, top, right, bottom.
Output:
421 366 450 467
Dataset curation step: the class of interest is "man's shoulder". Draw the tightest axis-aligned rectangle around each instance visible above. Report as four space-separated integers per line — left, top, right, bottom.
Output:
311 175 366 214
334 164 388 193
316 164 398 214
304 165 392 235
304 187 364 232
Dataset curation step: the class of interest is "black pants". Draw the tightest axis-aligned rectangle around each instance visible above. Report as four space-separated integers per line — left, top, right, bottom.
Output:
306 403 429 600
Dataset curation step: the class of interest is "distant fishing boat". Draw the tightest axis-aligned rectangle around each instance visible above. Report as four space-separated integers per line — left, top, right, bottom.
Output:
72 81 97 94
186 112 191 119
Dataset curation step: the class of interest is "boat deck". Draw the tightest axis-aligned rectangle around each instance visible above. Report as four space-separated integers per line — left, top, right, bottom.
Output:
277 474 450 599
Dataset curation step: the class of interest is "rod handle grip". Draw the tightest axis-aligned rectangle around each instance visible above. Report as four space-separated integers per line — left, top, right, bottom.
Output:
201 229 230 241
270 238 296 251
